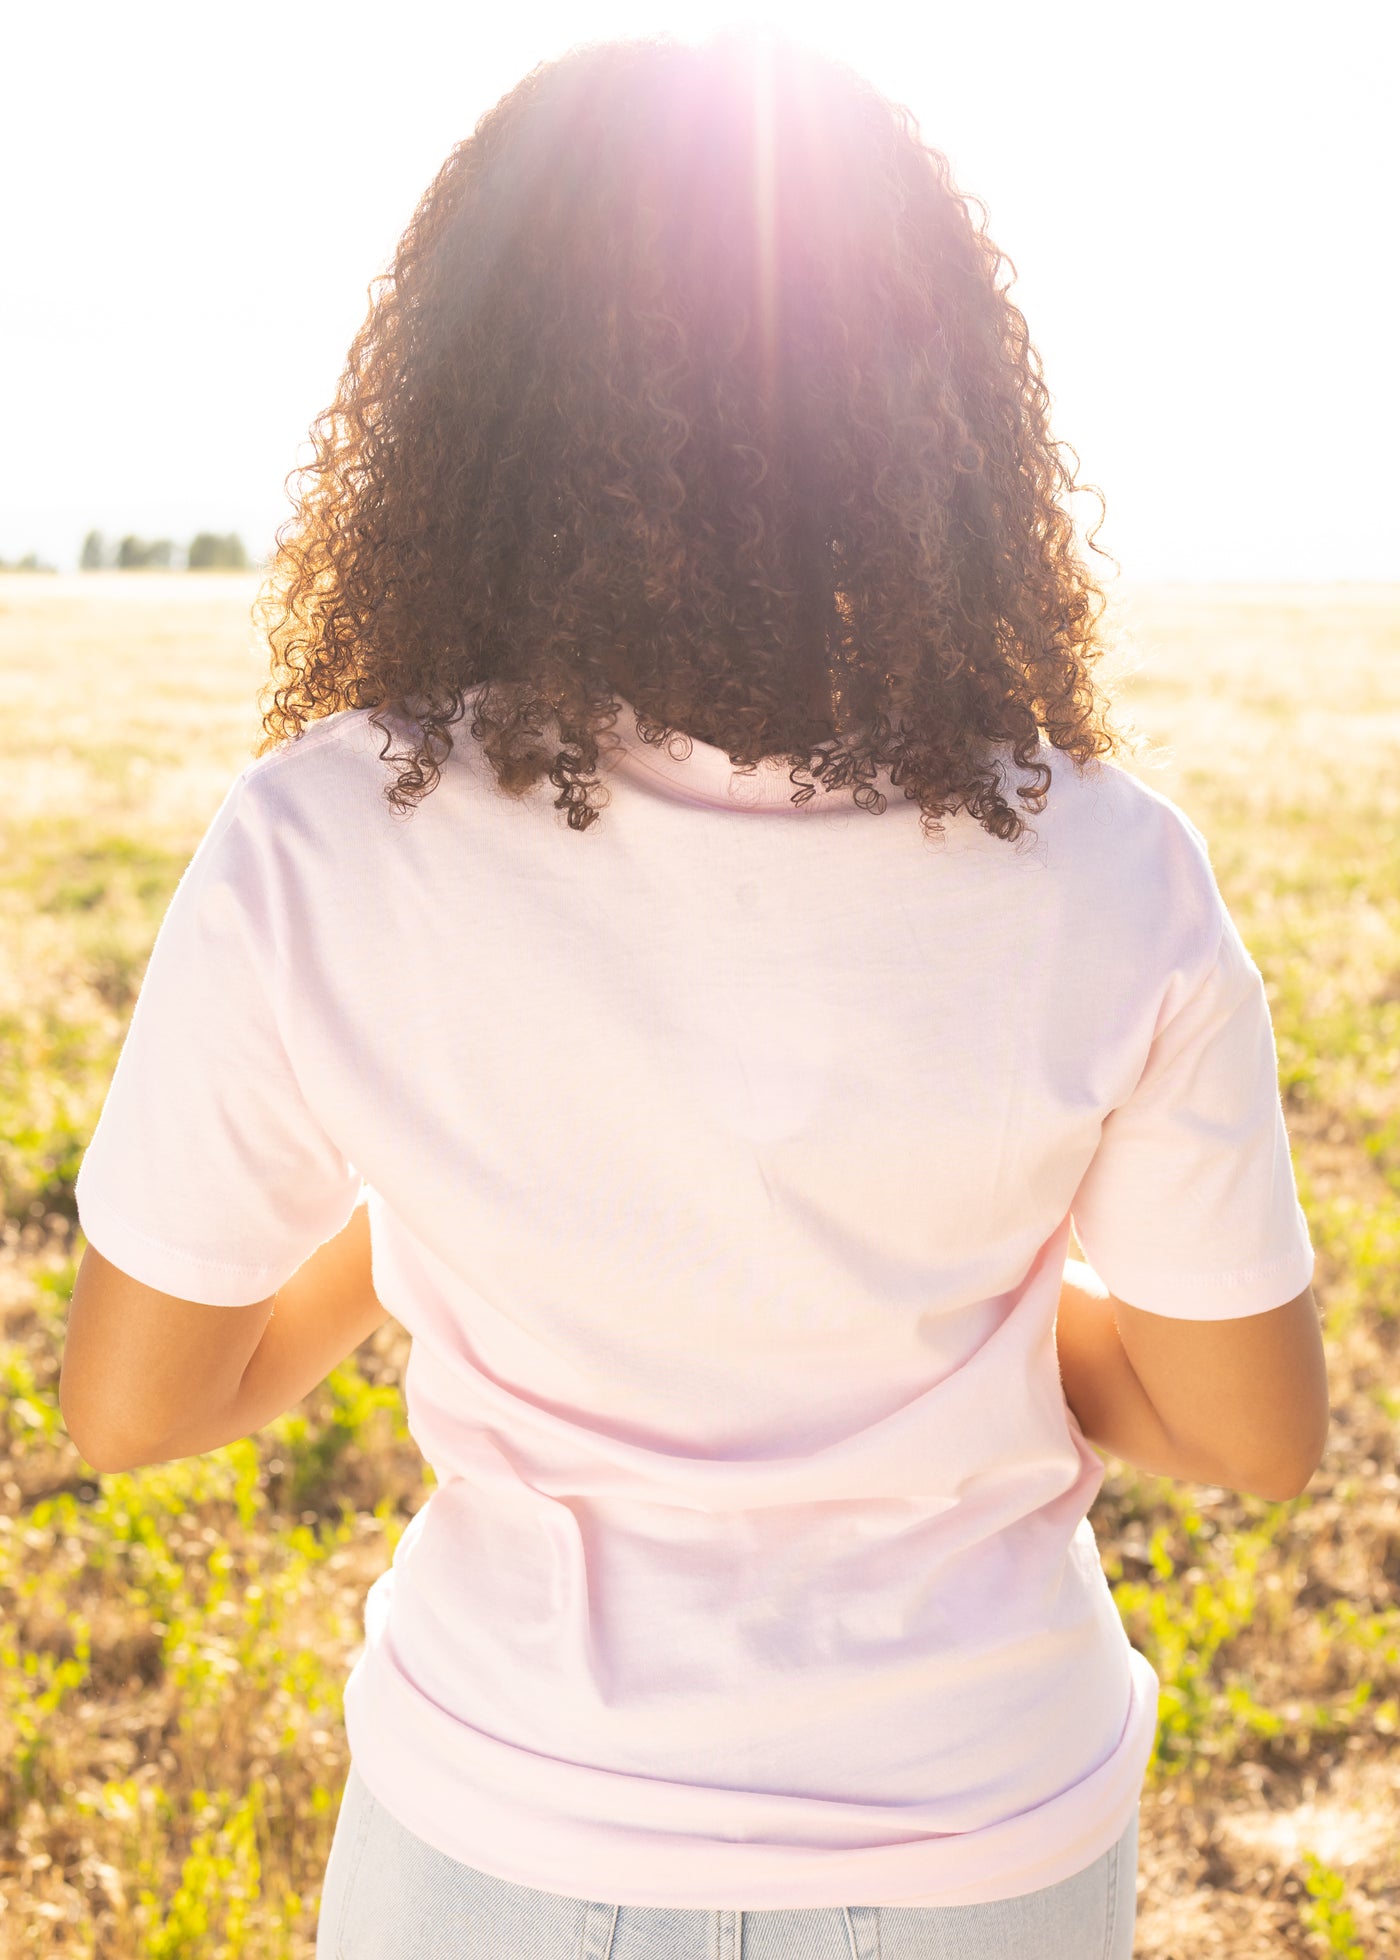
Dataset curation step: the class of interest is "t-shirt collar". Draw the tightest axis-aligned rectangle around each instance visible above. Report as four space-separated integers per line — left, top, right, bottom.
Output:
601 698 903 814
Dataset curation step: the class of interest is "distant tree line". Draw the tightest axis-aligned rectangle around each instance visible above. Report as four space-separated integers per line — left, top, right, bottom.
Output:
0 551 56 572
79 530 251 570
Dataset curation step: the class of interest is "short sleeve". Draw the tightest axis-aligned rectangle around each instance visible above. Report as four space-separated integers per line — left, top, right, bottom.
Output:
1069 900 1315 1320
73 771 363 1306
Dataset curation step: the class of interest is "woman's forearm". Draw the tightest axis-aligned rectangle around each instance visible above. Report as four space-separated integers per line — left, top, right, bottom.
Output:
1056 1258 1233 1485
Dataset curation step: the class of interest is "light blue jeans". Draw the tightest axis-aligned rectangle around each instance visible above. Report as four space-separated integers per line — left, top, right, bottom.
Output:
317 1762 1139 1959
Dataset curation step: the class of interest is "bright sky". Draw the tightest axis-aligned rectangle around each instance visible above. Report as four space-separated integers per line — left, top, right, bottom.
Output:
6 0 1396 579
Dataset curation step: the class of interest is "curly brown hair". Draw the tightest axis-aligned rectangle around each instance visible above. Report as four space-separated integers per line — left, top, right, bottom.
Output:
253 23 1143 841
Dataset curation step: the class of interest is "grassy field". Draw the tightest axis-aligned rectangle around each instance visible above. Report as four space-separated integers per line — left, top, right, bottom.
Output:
1 571 1397 1956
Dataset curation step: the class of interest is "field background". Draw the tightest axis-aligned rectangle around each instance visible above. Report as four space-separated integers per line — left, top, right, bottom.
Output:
1 572 1397 1956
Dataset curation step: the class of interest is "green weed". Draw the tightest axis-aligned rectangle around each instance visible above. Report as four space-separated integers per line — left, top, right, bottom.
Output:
1299 1852 1368 1959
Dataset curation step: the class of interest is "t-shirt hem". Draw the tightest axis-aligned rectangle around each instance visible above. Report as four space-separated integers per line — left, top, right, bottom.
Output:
340 1578 1160 1910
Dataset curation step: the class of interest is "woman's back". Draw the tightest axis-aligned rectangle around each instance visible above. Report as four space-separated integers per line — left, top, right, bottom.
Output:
72 688 1313 1907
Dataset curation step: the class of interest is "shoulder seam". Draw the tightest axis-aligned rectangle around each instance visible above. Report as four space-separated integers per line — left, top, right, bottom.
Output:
237 712 366 788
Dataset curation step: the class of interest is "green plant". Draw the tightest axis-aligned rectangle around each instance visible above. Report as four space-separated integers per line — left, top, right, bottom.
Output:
1299 1851 1367 1958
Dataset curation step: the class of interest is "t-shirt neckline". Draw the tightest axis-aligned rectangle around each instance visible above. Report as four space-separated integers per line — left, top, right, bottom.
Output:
603 698 902 814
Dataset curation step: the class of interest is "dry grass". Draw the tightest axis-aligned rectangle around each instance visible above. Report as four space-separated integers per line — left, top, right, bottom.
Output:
1 572 1397 1956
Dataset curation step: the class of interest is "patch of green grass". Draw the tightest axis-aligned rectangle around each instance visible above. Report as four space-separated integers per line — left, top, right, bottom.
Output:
0 1002 119 1225
1108 1490 1298 1778
0 829 193 1224
1299 1852 1368 1959
20 830 186 916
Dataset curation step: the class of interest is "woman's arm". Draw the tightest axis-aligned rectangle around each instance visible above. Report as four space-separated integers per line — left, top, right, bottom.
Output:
1055 1258 1242 1487
1055 1257 1328 1498
70 1197 391 1473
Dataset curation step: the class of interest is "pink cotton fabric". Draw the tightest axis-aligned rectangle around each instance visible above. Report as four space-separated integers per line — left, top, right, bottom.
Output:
74 692 1314 1907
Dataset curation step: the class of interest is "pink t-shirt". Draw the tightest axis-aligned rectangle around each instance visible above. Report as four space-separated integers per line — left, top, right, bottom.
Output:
74 693 1314 1908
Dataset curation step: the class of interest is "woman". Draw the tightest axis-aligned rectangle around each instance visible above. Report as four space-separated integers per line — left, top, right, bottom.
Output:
62 23 1329 1959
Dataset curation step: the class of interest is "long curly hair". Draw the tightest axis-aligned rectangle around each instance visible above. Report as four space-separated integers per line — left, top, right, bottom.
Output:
253 23 1144 841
